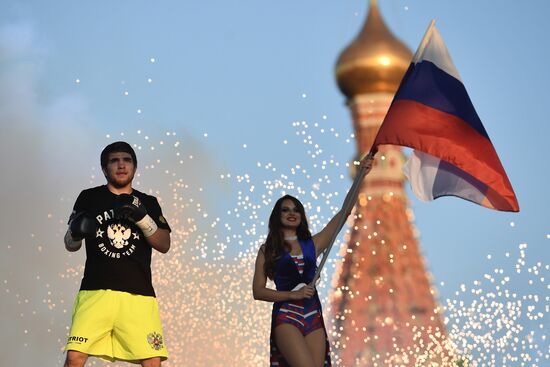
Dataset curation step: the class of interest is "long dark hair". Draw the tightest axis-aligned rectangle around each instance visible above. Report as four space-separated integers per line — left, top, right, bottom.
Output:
263 195 312 279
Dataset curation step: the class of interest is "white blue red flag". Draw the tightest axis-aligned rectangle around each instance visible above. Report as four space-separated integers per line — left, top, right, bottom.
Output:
372 21 519 212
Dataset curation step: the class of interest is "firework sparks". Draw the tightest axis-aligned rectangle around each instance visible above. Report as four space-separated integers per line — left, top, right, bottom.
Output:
1 121 547 366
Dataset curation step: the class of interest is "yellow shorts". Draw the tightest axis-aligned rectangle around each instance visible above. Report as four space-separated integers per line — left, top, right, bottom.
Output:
65 290 168 363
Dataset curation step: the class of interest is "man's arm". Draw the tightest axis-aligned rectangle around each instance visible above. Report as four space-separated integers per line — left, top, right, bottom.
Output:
64 211 96 252
145 228 171 253
115 194 171 254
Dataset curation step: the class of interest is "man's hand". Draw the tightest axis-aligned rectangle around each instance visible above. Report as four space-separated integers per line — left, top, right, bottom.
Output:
114 194 147 222
69 212 96 241
115 194 158 237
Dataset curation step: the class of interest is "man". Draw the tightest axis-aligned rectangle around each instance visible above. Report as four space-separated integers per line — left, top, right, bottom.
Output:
63 141 171 367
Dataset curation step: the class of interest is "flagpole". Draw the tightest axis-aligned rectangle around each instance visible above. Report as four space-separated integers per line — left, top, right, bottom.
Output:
308 150 376 287
412 19 436 63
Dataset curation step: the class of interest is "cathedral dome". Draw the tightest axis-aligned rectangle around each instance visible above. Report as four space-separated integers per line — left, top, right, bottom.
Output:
335 0 412 98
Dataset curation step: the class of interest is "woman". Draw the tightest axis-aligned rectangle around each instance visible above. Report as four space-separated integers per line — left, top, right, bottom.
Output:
253 156 373 367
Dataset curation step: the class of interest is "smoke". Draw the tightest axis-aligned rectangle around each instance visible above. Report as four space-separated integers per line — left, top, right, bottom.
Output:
0 21 105 366
0 19 237 366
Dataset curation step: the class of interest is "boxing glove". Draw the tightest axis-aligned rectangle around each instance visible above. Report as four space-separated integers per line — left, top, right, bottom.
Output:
115 194 147 222
69 212 96 241
115 194 158 237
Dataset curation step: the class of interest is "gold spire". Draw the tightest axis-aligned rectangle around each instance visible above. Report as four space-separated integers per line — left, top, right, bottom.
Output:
335 0 412 98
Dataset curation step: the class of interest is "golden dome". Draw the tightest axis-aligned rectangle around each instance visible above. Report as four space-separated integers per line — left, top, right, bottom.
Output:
335 0 412 99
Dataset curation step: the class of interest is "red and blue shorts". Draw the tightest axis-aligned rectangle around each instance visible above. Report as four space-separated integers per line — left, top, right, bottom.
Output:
274 298 323 336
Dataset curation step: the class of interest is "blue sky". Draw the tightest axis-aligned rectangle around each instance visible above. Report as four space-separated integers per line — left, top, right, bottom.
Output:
1 1 548 365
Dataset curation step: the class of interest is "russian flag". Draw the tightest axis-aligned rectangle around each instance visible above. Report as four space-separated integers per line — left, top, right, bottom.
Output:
372 21 519 212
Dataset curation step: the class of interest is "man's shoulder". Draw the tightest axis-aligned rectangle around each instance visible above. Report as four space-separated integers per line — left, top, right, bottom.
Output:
131 188 158 203
73 185 108 210
132 188 169 227
79 185 107 197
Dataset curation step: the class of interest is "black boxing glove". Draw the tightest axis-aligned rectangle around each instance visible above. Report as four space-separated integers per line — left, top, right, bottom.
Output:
115 194 158 237
115 194 147 222
69 212 96 241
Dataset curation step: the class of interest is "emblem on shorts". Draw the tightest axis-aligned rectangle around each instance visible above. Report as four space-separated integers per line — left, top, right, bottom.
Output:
147 332 164 350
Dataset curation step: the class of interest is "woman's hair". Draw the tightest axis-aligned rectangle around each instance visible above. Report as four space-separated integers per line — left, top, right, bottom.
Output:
263 195 312 279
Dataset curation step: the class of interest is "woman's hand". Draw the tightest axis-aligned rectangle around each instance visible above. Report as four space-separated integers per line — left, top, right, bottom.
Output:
359 153 374 174
290 285 315 300
311 152 376 257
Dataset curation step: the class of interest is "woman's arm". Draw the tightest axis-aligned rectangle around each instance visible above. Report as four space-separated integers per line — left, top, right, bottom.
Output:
252 246 314 302
312 155 374 256
312 210 346 257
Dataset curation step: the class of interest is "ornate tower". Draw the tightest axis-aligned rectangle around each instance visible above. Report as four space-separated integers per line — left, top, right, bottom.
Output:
329 1 449 366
